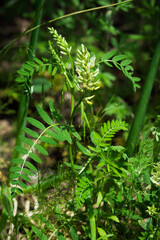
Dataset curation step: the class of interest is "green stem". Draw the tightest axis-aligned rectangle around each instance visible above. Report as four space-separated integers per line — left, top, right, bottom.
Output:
8 0 45 183
86 198 96 240
126 41 160 157
69 92 87 126
68 43 75 171
70 88 75 123
68 47 83 171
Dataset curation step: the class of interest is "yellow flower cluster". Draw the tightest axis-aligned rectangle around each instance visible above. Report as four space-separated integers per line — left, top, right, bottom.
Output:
75 44 101 91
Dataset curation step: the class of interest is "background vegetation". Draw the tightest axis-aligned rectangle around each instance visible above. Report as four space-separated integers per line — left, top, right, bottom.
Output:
0 0 160 239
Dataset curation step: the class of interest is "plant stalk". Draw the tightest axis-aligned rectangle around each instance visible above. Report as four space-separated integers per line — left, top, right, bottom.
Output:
86 198 96 240
126 41 160 157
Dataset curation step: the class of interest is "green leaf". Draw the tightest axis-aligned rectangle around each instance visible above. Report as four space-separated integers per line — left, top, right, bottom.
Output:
9 173 20 179
10 167 21 172
18 181 27 189
32 226 48 240
69 226 79 240
53 126 65 141
11 187 23 194
46 129 62 141
23 127 39 138
61 125 72 144
103 61 113 67
124 65 134 74
42 65 46 73
23 168 34 176
68 126 81 140
97 191 103 208
27 117 45 130
113 61 121 70
120 59 132 67
15 77 26 83
49 100 65 123
107 215 120 223
76 142 93 156
17 69 29 77
91 131 101 145
19 136 33 146
2 187 13 220
11 180 18 185
37 106 53 125
34 58 43 65
112 55 126 62
21 174 31 182
14 146 28 154
26 61 38 68
0 210 8 233
40 136 57 145
22 63 34 74
102 50 116 61
11 158 24 164
88 145 101 153
138 218 153 231
64 162 82 170
52 66 58 76
35 144 48 155
48 64 52 74
97 227 107 237
29 152 42 163
25 162 37 172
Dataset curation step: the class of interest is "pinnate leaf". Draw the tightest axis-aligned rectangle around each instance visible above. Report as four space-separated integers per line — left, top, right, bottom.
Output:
46 130 61 141
40 136 57 145
49 100 65 123
26 61 38 68
19 136 33 146
29 152 42 163
18 181 27 189
76 142 93 156
34 58 43 65
37 106 53 125
11 158 24 164
112 55 126 62
27 117 45 130
102 50 116 61
35 144 48 155
68 126 81 140
21 174 31 182
15 77 26 83
23 168 34 176
120 59 132 67
10 173 20 179
24 127 39 138
91 131 101 146
53 126 65 141
25 162 37 172
17 69 29 77
61 125 72 144
11 187 23 195
10 166 21 172
22 63 34 74
15 146 28 154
